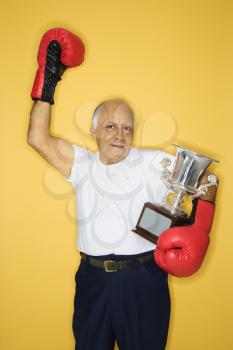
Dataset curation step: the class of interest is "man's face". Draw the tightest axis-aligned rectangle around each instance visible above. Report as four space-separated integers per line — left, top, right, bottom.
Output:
90 102 134 165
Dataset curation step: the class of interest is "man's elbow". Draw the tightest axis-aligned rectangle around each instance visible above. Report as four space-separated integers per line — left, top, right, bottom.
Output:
27 132 46 151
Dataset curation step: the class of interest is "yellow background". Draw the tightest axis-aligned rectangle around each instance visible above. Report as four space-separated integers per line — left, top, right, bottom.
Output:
1 1 233 349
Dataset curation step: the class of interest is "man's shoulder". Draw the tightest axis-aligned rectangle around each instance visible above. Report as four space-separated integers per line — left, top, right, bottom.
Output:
133 146 175 161
72 144 94 154
131 146 175 173
71 144 95 166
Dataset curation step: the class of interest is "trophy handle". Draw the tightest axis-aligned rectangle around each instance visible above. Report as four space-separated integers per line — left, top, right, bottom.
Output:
191 174 218 199
161 158 171 180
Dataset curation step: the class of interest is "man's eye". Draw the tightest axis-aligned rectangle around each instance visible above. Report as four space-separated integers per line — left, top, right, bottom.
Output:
106 125 114 128
125 127 133 132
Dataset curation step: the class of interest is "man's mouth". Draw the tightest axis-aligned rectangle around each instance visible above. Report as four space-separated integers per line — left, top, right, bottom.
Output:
111 144 124 148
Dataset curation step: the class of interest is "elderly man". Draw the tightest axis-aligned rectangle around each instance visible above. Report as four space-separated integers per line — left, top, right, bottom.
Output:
27 28 217 350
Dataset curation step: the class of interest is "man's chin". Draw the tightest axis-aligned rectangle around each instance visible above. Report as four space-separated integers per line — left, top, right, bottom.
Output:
112 148 131 162
99 145 131 164
103 152 127 164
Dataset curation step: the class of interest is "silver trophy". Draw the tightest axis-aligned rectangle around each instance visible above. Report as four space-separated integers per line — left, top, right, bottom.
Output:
132 145 218 244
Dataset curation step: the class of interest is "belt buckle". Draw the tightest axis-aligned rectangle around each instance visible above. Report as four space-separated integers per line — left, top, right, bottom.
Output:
104 260 118 272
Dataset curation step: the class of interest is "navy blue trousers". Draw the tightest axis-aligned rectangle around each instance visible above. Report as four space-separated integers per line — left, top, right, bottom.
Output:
73 250 170 350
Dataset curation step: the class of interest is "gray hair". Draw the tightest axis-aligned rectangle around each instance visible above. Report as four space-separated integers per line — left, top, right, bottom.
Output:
92 104 102 129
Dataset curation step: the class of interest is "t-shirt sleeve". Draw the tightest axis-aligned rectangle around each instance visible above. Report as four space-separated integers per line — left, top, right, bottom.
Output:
64 144 93 188
141 148 176 177
148 150 175 175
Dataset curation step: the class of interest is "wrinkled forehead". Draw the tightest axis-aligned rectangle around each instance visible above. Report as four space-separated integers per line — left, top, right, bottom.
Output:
98 102 134 126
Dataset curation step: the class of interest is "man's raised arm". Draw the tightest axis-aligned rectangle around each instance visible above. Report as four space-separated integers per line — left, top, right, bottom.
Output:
27 101 74 177
27 28 85 177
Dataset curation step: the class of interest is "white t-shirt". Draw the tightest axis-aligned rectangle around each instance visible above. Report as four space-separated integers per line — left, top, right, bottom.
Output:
64 145 175 256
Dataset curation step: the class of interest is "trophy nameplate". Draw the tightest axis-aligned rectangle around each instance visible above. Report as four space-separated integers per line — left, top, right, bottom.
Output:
132 202 190 244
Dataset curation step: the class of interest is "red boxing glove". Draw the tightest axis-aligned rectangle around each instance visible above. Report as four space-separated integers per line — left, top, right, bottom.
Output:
31 27 85 104
154 199 215 277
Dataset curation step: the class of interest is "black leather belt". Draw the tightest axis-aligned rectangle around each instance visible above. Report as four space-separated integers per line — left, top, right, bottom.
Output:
81 251 154 272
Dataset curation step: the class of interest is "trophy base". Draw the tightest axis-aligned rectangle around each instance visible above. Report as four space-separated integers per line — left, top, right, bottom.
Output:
132 202 190 244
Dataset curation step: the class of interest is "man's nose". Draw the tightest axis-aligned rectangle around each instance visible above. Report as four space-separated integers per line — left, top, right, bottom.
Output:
115 127 125 141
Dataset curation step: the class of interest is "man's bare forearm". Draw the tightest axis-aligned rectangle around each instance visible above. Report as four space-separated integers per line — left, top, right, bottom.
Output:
27 100 74 177
27 101 52 147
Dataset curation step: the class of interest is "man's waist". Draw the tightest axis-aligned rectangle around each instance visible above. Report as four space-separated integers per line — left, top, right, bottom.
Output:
80 250 155 272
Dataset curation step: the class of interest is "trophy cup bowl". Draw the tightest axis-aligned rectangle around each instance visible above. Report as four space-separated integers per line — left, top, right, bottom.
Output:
132 145 218 244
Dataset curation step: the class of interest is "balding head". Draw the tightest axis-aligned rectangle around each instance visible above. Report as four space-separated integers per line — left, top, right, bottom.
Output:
92 98 134 130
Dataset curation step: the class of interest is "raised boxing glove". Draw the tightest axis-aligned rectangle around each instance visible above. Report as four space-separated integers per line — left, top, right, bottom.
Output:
154 199 215 277
31 27 85 104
